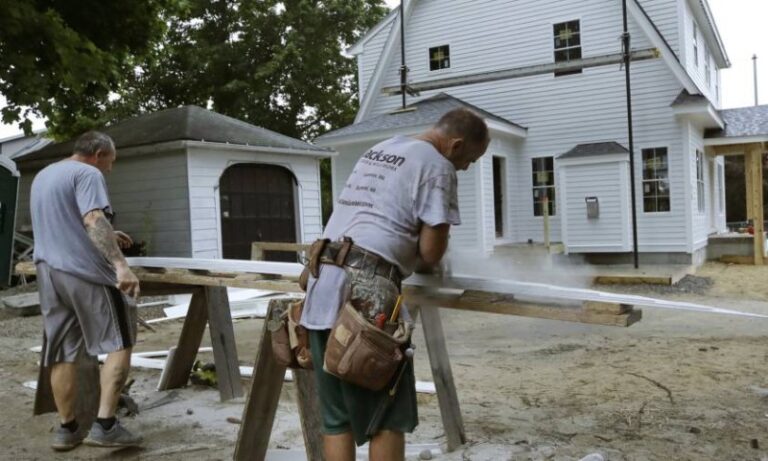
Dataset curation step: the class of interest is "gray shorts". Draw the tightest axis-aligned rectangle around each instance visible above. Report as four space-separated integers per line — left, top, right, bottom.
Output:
37 262 137 366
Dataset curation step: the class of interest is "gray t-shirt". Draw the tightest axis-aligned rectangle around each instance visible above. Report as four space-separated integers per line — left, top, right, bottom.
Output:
324 135 460 276
301 136 460 329
31 160 117 286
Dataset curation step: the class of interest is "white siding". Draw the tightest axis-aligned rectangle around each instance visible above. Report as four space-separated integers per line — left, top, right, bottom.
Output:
347 0 715 255
679 1 719 104
560 160 631 252
187 148 323 258
358 20 396 102
638 0 680 55
17 150 193 257
687 123 710 250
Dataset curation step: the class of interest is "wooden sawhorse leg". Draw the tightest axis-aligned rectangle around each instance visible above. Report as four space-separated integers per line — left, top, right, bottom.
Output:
235 299 323 461
158 286 243 401
420 305 467 451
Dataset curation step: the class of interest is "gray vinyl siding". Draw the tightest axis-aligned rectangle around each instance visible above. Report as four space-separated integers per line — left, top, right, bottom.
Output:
348 0 720 252
680 1 719 103
560 160 631 252
187 148 323 258
16 150 192 257
687 123 710 250
357 19 395 103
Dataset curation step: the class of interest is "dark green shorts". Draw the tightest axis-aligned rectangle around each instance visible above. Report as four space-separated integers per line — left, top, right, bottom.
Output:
309 329 418 446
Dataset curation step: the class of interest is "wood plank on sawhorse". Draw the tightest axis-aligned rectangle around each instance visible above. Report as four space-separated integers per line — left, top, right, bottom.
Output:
235 298 323 461
158 286 243 401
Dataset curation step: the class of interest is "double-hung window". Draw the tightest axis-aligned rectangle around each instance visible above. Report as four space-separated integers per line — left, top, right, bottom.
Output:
642 148 670 212
532 157 556 216
692 22 699 67
429 45 450 71
553 20 581 76
705 46 711 87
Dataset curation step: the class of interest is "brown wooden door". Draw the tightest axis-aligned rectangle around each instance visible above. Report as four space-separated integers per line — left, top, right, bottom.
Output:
220 164 298 260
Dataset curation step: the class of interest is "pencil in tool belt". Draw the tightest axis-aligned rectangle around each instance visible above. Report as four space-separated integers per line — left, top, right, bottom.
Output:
390 295 403 322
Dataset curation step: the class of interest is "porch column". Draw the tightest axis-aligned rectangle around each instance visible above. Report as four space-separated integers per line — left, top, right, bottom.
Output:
746 146 765 265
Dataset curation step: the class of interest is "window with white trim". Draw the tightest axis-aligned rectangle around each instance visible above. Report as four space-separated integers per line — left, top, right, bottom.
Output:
696 150 705 213
705 46 711 87
692 22 699 67
553 20 581 76
532 157 556 216
429 45 450 71
642 148 670 212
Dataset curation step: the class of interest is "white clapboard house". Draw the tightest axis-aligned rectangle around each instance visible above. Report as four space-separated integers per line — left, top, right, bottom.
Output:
16 106 333 260
317 0 768 265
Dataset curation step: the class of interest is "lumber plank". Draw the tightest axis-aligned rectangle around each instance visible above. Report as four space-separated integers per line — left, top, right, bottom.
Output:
593 275 672 286
420 305 466 451
204 286 243 401
582 301 632 315
235 300 289 461
159 288 208 390
403 289 641 327
719 255 757 265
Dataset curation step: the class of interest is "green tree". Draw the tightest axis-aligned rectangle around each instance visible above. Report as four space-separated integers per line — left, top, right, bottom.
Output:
0 0 173 138
115 0 387 140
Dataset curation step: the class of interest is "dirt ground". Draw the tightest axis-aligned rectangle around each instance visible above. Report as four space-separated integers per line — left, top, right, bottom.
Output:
2 261 768 460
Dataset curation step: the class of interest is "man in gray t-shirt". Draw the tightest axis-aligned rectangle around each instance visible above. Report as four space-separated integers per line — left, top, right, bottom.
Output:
303 108 490 460
30 131 143 451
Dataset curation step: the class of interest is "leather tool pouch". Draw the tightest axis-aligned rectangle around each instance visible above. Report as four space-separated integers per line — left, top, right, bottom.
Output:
271 300 313 369
324 302 411 391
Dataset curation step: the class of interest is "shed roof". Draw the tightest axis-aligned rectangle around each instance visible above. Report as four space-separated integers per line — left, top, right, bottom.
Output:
316 93 525 143
706 105 768 139
558 142 629 160
17 105 329 163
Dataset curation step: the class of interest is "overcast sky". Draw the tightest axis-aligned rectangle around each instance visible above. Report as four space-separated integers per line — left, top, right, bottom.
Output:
1 0 766 140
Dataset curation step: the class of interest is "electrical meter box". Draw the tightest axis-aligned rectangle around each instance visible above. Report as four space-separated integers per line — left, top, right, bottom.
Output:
585 196 599 219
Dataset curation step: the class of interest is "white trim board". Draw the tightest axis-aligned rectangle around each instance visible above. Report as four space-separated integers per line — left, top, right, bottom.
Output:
126 257 305 277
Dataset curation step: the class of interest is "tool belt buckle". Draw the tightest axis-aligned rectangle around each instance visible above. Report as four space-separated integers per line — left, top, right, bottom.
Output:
361 251 377 279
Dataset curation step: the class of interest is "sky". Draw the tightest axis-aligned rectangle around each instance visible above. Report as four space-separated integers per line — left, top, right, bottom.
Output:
1 0 766 140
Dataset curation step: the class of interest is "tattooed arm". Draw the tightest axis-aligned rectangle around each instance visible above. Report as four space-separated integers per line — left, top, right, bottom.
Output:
83 209 140 298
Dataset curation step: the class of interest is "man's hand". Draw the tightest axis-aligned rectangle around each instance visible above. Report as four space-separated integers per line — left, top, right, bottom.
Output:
116 264 140 299
114 231 133 249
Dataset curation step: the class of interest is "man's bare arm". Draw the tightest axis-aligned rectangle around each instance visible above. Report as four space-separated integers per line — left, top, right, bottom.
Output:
83 210 140 298
418 223 450 266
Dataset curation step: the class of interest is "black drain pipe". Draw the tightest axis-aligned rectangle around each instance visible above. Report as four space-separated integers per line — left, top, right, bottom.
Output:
622 0 640 268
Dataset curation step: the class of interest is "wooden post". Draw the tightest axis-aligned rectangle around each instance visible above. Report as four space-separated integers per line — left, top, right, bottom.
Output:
158 288 208 390
205 286 243 400
419 305 466 451
251 243 265 261
294 369 324 460
747 148 765 265
235 300 290 461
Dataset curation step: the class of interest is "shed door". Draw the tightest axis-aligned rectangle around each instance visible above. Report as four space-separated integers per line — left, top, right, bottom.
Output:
0 167 17 285
219 164 297 260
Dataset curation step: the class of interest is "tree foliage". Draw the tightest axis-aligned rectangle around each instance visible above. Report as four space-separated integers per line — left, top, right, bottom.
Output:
0 0 172 138
116 0 387 140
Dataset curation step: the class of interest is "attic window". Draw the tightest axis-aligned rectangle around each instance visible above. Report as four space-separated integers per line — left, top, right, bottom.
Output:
553 20 581 76
429 45 450 71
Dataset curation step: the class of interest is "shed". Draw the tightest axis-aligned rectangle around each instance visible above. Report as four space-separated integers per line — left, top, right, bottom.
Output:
557 142 632 254
16 106 334 260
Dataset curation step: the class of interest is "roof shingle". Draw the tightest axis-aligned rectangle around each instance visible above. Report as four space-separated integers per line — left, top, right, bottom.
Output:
706 105 768 139
18 105 329 163
558 142 629 160
316 93 525 142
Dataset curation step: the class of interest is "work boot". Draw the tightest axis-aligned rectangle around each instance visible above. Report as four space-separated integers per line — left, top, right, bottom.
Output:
51 426 86 451
84 420 143 448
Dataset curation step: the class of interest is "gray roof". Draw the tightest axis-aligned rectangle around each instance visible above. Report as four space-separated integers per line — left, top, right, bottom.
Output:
18 105 329 163
706 105 768 139
558 142 629 160
316 93 525 142
671 90 709 106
